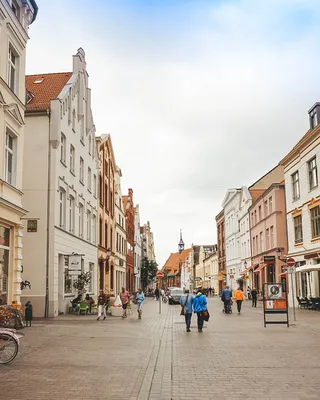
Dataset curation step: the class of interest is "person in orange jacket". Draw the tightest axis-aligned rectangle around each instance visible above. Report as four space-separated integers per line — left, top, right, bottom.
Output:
234 287 245 314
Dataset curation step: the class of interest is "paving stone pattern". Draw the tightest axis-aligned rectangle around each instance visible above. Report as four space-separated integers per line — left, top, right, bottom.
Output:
1 298 320 400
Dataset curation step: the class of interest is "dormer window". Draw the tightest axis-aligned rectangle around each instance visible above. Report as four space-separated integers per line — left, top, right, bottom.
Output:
11 0 20 21
308 103 320 130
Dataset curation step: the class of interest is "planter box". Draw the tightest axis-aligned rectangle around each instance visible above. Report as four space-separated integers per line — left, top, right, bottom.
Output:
111 306 123 317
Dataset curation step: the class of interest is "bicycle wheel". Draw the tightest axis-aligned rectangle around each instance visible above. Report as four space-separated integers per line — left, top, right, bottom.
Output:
0 333 19 364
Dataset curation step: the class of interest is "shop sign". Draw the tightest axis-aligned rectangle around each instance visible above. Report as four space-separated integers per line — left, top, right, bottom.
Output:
264 256 275 263
27 220 38 233
69 254 82 271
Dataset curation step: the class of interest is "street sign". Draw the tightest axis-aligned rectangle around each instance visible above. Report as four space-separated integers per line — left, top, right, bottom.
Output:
156 271 164 279
286 257 295 267
267 283 282 299
229 274 234 279
287 267 295 274
264 255 275 263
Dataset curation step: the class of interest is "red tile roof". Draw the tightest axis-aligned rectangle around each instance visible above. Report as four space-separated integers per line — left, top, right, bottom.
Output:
162 248 192 275
25 72 72 111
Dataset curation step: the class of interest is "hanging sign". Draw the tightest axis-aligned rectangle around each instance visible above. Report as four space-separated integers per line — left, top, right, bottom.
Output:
27 220 38 233
69 254 82 271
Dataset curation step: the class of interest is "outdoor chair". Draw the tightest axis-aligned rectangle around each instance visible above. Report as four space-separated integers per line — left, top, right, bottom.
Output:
78 301 89 315
310 298 320 311
296 297 307 309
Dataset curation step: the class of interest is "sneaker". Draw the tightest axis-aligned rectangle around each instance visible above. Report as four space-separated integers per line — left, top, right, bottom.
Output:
198 329 203 333
187 329 191 332
103 317 106 320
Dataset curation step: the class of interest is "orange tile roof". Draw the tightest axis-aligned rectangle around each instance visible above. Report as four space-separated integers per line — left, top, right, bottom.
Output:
249 189 265 202
25 72 72 111
162 248 192 275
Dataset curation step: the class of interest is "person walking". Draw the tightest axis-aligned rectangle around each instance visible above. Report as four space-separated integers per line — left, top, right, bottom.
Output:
193 289 207 332
154 286 160 301
136 288 145 319
222 286 232 313
120 287 130 318
247 286 252 300
251 287 258 307
179 289 194 332
234 287 245 314
97 290 107 321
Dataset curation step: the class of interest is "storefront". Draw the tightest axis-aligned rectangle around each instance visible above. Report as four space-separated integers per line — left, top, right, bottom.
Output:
0 226 10 305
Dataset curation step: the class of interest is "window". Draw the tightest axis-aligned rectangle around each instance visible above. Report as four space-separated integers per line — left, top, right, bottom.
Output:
0 226 10 305
88 263 94 293
80 117 84 143
110 228 113 251
64 256 73 295
259 232 263 253
105 223 108 248
99 176 103 203
69 195 75 233
70 145 75 174
104 160 108 177
258 205 262 221
311 206 320 238
270 226 274 248
308 158 318 190
11 0 21 19
79 157 84 183
99 218 103 246
264 200 268 217
87 210 91 241
294 215 303 243
92 215 96 244
291 171 300 200
89 134 92 155
254 210 257 225
60 133 66 164
87 167 92 192
110 191 113 216
251 212 254 226
105 183 108 211
72 109 76 132
93 174 97 197
269 196 273 213
8 45 18 93
79 203 84 238
310 108 318 129
59 188 66 228
5 130 15 185
256 235 259 253
266 228 270 249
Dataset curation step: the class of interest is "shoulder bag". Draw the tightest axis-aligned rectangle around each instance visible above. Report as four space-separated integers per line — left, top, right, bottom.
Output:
180 295 189 316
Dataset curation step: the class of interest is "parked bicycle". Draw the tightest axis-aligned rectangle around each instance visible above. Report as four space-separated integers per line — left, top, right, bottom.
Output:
0 328 23 364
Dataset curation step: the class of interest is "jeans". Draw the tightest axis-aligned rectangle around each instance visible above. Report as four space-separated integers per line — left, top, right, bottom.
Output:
252 297 257 307
197 312 204 330
236 300 243 313
185 313 192 330
224 299 231 313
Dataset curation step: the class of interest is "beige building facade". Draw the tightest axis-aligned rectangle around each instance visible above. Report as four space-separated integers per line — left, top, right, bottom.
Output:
96 134 116 294
22 49 98 317
0 0 37 305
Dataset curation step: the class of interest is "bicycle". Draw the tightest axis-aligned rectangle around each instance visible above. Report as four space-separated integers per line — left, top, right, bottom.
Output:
0 328 22 364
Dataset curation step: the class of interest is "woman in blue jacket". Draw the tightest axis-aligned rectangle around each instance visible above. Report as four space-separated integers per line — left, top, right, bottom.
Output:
193 289 207 332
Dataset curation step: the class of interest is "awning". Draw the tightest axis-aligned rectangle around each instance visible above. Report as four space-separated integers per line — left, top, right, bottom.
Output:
254 264 266 274
240 265 254 276
295 264 320 273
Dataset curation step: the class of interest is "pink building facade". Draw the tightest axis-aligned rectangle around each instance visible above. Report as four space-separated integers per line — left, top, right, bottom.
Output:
248 184 287 294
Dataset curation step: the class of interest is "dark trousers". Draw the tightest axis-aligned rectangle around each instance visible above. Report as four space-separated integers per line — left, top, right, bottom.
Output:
185 313 192 330
252 297 257 307
224 299 231 313
197 312 204 330
236 300 243 313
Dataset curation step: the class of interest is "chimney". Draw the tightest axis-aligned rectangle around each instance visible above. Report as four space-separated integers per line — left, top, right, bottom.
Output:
308 102 320 130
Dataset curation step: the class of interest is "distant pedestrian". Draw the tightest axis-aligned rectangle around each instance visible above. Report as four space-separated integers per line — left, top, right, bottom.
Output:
155 287 160 301
222 286 232 313
179 289 194 332
193 289 208 332
25 301 33 327
247 286 252 300
97 290 107 321
251 287 258 307
136 288 145 319
120 287 130 318
234 287 245 314
212 288 215 297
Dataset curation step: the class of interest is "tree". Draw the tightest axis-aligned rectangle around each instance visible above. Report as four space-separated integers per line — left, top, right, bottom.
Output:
141 258 158 289
73 270 92 294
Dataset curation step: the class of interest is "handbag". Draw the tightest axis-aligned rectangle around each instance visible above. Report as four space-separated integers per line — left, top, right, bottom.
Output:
202 309 210 322
180 295 189 316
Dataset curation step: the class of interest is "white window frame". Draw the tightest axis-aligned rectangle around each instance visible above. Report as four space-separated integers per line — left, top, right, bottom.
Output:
87 167 92 192
87 210 91 241
72 109 76 132
8 44 18 93
79 157 84 183
69 195 75 233
4 129 16 186
79 202 84 238
308 157 318 191
294 215 303 243
88 134 92 156
92 215 96 244
291 171 300 200
59 188 66 228
70 145 75 174
93 174 97 197
60 133 66 164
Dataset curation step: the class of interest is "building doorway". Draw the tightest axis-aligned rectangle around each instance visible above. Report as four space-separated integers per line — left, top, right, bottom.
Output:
267 264 275 283
99 260 104 291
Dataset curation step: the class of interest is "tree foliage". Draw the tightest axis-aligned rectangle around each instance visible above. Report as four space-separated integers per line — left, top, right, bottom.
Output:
141 259 158 289
73 270 92 294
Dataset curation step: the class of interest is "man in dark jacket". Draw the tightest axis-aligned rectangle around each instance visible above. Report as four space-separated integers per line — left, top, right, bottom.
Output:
97 290 108 321
251 288 258 307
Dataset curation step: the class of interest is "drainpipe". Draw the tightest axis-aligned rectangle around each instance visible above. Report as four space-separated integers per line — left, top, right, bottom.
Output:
44 109 51 318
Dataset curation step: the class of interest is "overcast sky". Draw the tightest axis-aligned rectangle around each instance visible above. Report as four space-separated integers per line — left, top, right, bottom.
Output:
27 0 320 266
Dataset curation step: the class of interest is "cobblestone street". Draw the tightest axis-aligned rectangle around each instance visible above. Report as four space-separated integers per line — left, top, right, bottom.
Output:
2 298 320 400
